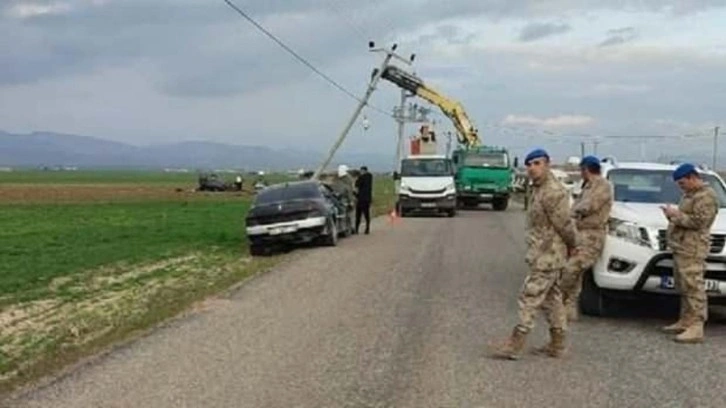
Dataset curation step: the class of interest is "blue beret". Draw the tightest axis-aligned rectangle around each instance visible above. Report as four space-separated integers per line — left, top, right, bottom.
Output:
524 148 549 165
579 155 601 169
673 163 697 181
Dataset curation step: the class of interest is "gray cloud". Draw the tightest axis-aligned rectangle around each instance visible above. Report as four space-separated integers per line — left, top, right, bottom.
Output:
599 27 638 47
1 0 726 161
518 22 572 42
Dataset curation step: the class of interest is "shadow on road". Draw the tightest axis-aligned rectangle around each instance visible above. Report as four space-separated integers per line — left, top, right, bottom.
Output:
586 295 726 325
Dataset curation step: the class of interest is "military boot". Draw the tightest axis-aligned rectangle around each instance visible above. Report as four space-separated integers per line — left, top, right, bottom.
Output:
674 321 704 344
661 301 689 334
489 325 528 360
531 328 566 358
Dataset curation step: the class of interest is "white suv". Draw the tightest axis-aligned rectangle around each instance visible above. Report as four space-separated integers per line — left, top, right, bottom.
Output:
581 158 726 316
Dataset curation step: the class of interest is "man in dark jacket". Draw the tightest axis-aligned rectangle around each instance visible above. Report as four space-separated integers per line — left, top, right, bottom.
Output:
354 166 373 234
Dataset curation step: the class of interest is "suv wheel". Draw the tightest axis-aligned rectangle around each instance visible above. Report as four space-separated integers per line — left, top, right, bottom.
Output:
580 269 610 317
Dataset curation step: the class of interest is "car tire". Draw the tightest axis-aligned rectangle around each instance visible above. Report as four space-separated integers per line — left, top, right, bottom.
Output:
580 269 609 317
447 208 456 217
249 244 266 257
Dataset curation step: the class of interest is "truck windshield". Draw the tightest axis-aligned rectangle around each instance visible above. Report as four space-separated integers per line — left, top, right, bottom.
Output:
400 158 452 177
608 169 726 207
462 153 508 168
254 182 321 204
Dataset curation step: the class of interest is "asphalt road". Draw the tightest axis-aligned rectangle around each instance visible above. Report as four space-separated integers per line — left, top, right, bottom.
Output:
7 206 726 407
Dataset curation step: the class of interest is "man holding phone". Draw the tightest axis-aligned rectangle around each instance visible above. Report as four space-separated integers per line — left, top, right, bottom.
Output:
661 163 718 343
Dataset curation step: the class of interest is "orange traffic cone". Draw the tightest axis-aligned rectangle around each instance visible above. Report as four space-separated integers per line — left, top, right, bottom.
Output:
388 208 400 224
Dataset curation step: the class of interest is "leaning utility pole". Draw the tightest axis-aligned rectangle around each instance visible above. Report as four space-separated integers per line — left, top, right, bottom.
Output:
313 41 414 179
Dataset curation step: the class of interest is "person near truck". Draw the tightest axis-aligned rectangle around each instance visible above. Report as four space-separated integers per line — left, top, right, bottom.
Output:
661 163 718 343
354 166 373 235
561 155 613 322
489 148 579 360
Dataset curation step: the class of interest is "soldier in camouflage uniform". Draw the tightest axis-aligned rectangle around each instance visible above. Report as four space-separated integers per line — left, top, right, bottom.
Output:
661 163 718 343
561 155 613 322
490 148 579 360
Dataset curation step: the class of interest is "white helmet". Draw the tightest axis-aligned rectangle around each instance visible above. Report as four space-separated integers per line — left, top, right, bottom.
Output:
337 164 349 177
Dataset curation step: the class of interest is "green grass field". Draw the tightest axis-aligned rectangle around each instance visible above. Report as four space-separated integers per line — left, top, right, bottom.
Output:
0 200 250 305
0 169 396 392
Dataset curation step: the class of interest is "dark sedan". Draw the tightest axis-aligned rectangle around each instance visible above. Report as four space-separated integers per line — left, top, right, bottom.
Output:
244 180 354 255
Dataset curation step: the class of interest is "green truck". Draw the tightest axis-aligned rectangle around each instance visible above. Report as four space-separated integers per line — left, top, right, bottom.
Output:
451 146 517 211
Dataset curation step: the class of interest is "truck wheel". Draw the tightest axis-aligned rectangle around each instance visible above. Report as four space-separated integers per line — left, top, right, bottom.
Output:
580 270 609 317
492 197 509 211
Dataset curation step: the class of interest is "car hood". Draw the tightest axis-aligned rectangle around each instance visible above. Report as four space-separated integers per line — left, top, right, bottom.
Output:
400 176 454 191
611 201 726 231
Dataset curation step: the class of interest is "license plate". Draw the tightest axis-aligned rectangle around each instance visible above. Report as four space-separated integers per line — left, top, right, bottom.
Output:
659 276 721 293
421 202 436 208
269 225 297 235
479 194 492 198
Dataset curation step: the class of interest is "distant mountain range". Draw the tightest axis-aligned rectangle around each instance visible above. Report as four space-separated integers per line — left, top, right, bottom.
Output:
0 131 394 171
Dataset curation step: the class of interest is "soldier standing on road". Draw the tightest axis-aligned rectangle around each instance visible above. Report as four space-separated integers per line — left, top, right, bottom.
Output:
354 166 373 235
490 148 579 360
561 155 613 322
661 163 718 343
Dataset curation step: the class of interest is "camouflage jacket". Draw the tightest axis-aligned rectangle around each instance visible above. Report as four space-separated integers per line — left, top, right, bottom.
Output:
525 170 580 270
570 176 613 231
666 185 719 259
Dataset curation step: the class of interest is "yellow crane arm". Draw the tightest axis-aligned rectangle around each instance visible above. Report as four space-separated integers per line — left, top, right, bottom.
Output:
380 65 479 148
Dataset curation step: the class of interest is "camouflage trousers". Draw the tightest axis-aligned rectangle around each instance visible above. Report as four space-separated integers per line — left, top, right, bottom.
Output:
561 230 605 309
517 268 566 331
674 255 708 322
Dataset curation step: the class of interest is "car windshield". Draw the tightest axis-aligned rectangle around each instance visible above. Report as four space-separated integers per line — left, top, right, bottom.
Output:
608 169 726 207
400 158 453 177
254 183 321 204
462 152 508 168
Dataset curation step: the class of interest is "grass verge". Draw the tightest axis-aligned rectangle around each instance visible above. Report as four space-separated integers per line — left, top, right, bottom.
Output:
0 250 280 395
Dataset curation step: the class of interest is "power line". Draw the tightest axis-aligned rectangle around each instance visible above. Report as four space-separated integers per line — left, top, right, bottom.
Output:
221 0 393 118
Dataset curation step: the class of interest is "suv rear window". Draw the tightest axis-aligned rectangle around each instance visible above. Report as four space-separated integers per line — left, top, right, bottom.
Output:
608 168 726 207
254 182 322 204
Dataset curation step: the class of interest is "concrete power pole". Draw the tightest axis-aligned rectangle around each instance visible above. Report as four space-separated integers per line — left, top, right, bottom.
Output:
313 41 413 179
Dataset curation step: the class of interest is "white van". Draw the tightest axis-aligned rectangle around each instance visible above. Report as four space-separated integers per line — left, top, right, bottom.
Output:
394 154 457 217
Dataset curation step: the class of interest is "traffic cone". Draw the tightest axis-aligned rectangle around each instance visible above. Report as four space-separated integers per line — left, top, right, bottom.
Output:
388 208 400 224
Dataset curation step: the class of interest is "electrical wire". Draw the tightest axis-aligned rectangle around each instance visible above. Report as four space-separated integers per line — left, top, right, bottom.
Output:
221 0 393 118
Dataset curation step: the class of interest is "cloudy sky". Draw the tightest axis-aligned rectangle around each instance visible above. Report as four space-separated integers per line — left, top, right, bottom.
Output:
1 0 725 161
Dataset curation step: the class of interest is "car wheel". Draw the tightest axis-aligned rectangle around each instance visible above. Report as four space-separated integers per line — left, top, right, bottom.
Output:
249 244 266 257
323 218 338 246
447 208 456 217
580 269 609 317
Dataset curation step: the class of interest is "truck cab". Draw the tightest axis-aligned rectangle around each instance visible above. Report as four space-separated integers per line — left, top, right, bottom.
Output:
394 154 457 217
451 146 515 211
